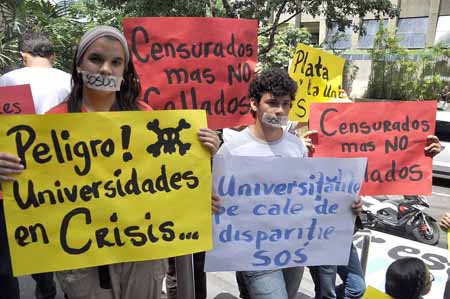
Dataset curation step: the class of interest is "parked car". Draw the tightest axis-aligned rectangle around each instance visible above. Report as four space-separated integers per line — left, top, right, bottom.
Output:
433 110 450 180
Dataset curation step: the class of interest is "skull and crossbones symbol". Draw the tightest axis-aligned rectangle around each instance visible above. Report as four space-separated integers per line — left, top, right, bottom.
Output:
146 119 192 157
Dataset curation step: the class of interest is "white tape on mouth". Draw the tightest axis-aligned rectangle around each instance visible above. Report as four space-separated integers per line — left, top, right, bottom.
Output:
262 113 288 128
80 71 123 91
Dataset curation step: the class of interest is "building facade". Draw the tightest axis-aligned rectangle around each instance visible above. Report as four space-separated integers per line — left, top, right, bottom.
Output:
283 0 450 49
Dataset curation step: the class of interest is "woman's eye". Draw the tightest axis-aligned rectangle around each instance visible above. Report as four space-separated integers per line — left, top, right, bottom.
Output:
112 60 123 66
89 56 101 63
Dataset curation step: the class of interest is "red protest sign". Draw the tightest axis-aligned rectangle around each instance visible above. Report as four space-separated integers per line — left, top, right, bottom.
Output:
123 17 257 129
309 101 437 195
0 84 35 115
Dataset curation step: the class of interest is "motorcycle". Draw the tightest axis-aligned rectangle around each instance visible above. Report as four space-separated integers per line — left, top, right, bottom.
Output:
360 195 440 245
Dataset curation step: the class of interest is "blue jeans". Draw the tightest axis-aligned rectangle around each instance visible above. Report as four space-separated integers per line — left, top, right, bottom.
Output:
309 244 365 299
236 267 304 299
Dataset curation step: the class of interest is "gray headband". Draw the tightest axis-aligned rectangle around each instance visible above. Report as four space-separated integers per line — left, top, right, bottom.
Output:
76 25 130 65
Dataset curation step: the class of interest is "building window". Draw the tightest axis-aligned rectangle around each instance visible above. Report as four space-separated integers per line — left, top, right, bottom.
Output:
397 17 428 49
435 16 450 47
301 22 320 46
358 19 388 49
325 24 352 50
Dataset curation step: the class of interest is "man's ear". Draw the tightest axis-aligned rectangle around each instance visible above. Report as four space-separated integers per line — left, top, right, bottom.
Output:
49 54 56 65
20 52 27 66
250 98 258 112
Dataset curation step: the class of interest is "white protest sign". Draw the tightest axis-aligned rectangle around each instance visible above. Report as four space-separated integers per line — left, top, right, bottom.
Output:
205 156 367 271
354 230 449 299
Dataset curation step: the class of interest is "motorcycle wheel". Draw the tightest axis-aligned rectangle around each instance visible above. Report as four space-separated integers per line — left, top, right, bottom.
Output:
411 216 440 245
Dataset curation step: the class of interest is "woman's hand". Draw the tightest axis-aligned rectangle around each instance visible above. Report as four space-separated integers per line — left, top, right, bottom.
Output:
198 128 220 156
0 153 23 182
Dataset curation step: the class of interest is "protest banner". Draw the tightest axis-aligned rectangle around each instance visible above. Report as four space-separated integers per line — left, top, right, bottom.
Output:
205 155 366 271
288 43 345 122
363 286 392 299
0 84 35 115
309 101 437 195
354 230 448 299
123 17 258 130
0 110 212 276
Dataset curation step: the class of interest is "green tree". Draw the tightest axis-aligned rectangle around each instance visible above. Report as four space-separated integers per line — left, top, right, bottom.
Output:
100 0 399 55
368 20 449 100
0 0 124 73
258 23 310 68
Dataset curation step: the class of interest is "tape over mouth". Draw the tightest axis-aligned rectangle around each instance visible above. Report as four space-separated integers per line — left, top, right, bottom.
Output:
261 113 288 128
80 71 123 91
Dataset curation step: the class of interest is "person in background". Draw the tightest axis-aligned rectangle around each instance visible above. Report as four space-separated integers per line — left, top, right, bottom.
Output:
439 213 450 299
0 31 71 299
385 257 433 299
438 85 449 110
0 31 71 114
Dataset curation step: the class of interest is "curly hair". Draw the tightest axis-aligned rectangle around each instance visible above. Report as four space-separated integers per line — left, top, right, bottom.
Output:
248 67 297 117
19 31 54 58
385 257 428 299
67 37 141 112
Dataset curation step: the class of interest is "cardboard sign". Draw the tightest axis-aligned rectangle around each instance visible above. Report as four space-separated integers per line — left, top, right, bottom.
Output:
354 230 448 299
0 84 35 115
363 286 392 299
205 155 366 271
123 17 258 130
309 101 437 195
289 43 345 122
0 110 212 276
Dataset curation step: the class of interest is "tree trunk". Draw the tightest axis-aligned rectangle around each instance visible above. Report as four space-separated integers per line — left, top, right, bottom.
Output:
259 0 289 56
222 0 235 18
208 0 216 17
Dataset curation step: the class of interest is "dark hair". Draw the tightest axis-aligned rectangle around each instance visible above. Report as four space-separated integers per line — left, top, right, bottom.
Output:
67 37 141 112
19 31 54 58
385 257 428 299
248 68 297 117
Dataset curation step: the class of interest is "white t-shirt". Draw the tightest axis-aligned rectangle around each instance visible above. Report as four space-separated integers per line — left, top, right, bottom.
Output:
0 67 71 114
217 127 308 158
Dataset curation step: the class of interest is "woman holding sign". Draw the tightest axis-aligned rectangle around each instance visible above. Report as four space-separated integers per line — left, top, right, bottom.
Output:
0 25 220 299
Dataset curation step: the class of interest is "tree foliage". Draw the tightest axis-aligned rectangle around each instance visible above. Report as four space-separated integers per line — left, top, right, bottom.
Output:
0 0 123 73
99 0 399 56
258 23 310 68
367 20 450 100
1 0 400 73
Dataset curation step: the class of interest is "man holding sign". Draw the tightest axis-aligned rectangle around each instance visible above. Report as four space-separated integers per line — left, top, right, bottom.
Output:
208 68 363 299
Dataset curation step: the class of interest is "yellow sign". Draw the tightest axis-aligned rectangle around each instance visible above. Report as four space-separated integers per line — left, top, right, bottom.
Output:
0 110 212 276
363 286 393 299
289 43 345 122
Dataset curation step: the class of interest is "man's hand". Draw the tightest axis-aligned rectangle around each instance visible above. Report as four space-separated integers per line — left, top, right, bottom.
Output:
351 197 363 216
439 213 450 231
212 194 221 214
425 135 441 158
302 130 318 153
